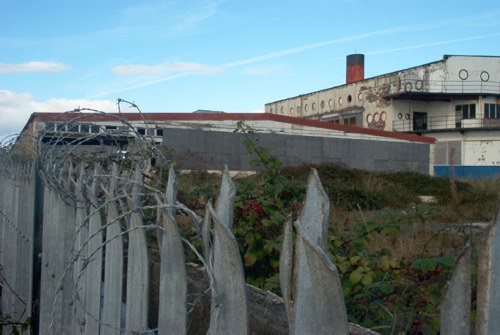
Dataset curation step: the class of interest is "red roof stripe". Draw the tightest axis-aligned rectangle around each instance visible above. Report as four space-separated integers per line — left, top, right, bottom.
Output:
27 112 435 144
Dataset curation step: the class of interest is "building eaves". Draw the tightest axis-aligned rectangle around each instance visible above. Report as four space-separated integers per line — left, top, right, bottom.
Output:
24 112 435 144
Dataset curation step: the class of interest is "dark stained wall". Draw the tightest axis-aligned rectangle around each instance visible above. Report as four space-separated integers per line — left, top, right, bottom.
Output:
162 128 430 174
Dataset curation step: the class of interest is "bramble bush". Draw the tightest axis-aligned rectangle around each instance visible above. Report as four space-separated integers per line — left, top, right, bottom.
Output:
172 122 494 333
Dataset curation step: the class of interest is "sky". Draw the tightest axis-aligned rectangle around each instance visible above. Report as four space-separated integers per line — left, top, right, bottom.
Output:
1 0 500 139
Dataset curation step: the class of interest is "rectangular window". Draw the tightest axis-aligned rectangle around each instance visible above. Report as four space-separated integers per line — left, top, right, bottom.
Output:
80 124 90 133
67 123 79 132
45 122 56 131
56 123 66 131
90 125 100 133
105 125 117 130
456 104 476 120
156 129 164 136
343 117 356 125
137 128 146 135
484 103 500 119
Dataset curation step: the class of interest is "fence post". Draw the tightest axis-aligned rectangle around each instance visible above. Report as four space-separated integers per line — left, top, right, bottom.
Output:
72 165 88 334
125 167 149 333
476 208 500 335
440 245 471 335
207 169 248 335
101 163 124 335
208 203 248 335
157 166 187 334
84 164 104 334
281 168 349 335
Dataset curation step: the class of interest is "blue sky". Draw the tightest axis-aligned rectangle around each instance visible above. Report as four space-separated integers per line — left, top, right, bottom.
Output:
1 0 500 139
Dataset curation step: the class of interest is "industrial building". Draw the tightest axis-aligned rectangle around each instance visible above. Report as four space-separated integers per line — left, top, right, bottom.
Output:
14 112 433 174
265 54 500 178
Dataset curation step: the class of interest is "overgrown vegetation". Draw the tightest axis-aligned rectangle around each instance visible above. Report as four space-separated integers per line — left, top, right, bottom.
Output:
172 122 500 334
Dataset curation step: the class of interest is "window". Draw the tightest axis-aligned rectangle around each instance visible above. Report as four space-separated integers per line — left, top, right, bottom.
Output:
343 117 356 125
484 103 500 119
156 129 164 136
413 112 428 130
137 128 146 135
45 122 56 131
67 123 78 132
90 125 100 134
455 104 476 119
105 126 117 130
79 124 90 133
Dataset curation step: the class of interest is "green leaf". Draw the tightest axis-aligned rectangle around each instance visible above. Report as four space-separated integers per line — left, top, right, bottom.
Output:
350 270 363 284
244 252 258 266
361 274 373 286
378 283 395 295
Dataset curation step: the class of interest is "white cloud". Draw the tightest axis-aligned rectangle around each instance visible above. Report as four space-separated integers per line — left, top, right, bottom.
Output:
112 62 224 76
0 90 116 139
112 64 167 76
0 61 71 74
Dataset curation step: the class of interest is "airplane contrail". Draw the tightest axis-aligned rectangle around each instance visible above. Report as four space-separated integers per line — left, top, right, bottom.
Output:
86 11 500 99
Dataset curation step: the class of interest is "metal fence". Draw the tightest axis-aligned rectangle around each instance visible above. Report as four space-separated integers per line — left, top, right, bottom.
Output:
1 109 500 334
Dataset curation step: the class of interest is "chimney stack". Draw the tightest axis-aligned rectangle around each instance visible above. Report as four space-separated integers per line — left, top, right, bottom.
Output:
346 54 365 84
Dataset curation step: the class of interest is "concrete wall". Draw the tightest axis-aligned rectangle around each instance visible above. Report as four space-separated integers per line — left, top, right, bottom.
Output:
163 128 430 174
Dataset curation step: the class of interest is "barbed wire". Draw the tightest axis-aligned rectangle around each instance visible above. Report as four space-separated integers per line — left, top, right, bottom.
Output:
1 99 218 334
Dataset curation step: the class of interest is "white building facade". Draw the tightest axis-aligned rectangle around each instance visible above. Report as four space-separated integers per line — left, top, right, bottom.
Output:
265 55 500 178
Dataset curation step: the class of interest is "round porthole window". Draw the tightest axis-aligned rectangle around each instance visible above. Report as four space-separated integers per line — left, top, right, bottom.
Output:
397 113 403 120
366 114 373 123
289 107 294 114
373 112 380 122
347 95 352 104
381 111 387 122
280 106 284 114
338 97 343 105
296 106 301 113
312 102 316 110
358 92 363 101
328 99 334 107
415 80 423 91
320 100 325 109
459 69 468 80
481 71 490 82
305 104 309 112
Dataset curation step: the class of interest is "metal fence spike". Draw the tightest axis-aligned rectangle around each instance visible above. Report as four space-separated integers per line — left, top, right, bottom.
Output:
440 244 471 335
297 168 330 252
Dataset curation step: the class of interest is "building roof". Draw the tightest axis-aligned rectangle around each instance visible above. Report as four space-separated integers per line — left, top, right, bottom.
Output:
266 54 500 105
22 112 435 144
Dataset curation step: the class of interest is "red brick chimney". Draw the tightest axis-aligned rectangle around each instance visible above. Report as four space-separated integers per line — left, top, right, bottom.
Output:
346 54 364 84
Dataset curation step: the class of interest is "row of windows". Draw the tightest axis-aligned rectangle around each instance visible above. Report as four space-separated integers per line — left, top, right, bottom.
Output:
271 92 363 115
455 103 500 120
44 123 164 137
